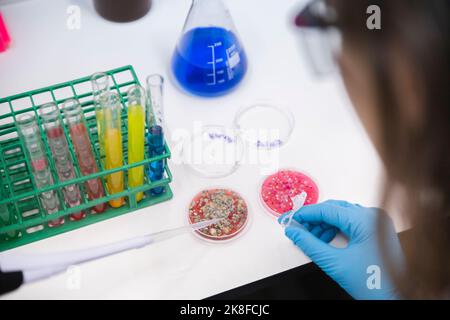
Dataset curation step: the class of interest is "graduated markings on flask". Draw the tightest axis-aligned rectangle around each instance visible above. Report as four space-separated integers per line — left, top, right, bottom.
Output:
207 42 221 86
206 41 240 86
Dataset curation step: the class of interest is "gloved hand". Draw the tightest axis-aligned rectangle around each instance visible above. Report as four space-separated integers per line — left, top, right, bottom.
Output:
279 200 404 300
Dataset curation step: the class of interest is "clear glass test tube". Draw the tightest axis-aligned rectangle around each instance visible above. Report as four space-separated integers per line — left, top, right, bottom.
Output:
63 99 107 213
146 74 165 195
127 85 146 202
104 92 124 208
16 113 64 227
91 72 110 160
39 103 85 221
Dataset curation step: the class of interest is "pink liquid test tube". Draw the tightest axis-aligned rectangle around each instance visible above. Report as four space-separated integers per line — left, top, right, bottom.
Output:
63 99 107 213
40 103 85 220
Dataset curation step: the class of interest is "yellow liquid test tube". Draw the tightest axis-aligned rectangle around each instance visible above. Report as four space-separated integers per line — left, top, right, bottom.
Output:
127 85 146 202
95 107 105 159
104 92 124 208
91 72 110 161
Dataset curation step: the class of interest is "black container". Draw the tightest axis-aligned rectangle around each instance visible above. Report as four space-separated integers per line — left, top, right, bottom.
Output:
93 0 152 23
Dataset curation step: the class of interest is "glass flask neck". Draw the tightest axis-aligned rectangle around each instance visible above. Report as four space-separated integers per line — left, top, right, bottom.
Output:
183 0 234 32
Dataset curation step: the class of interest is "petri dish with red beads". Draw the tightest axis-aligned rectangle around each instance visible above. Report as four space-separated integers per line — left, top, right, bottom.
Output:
188 188 249 242
260 169 319 217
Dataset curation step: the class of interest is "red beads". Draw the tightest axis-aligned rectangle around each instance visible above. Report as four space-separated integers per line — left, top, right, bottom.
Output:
261 170 319 217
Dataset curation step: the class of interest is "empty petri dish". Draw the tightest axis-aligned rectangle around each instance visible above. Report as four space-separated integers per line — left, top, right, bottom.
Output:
233 103 295 149
188 188 249 242
182 125 244 178
260 169 319 217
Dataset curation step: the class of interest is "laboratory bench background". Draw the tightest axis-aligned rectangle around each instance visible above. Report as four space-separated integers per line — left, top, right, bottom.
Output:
0 0 404 299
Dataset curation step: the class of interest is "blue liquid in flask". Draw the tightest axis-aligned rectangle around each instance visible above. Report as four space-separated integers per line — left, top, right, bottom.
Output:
171 26 248 97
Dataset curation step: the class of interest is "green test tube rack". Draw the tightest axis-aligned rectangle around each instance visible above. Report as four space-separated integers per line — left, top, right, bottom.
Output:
0 66 173 252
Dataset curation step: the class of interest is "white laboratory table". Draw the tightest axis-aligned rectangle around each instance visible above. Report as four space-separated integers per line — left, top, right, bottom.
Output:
0 0 386 299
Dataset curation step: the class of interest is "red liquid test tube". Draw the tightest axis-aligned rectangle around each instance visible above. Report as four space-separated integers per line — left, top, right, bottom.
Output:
63 99 107 213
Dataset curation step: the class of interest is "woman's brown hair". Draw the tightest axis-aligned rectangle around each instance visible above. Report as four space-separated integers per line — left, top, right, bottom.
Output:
333 0 450 298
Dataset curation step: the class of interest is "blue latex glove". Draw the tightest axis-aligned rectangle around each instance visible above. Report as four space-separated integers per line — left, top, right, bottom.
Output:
279 200 404 300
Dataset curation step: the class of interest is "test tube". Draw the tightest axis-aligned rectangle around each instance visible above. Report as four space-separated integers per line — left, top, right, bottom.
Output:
104 92 124 207
91 72 110 160
39 103 85 221
127 85 146 202
146 74 165 195
16 113 64 227
63 99 107 213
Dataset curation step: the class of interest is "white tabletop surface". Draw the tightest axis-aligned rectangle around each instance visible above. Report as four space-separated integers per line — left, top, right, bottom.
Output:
0 0 386 299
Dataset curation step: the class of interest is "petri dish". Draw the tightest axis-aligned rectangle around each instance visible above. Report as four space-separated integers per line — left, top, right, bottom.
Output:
233 103 295 150
260 169 319 217
182 125 244 178
187 188 249 242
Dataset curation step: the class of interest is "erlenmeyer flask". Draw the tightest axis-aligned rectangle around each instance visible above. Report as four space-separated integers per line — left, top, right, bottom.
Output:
171 0 248 97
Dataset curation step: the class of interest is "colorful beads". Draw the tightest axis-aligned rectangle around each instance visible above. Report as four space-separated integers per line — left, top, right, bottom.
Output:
188 188 249 241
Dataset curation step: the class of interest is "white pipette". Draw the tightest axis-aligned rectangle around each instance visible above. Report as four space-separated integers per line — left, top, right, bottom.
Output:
0 218 224 291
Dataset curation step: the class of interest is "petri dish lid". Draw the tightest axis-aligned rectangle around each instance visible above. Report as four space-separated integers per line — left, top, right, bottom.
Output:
233 103 295 150
182 125 245 178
